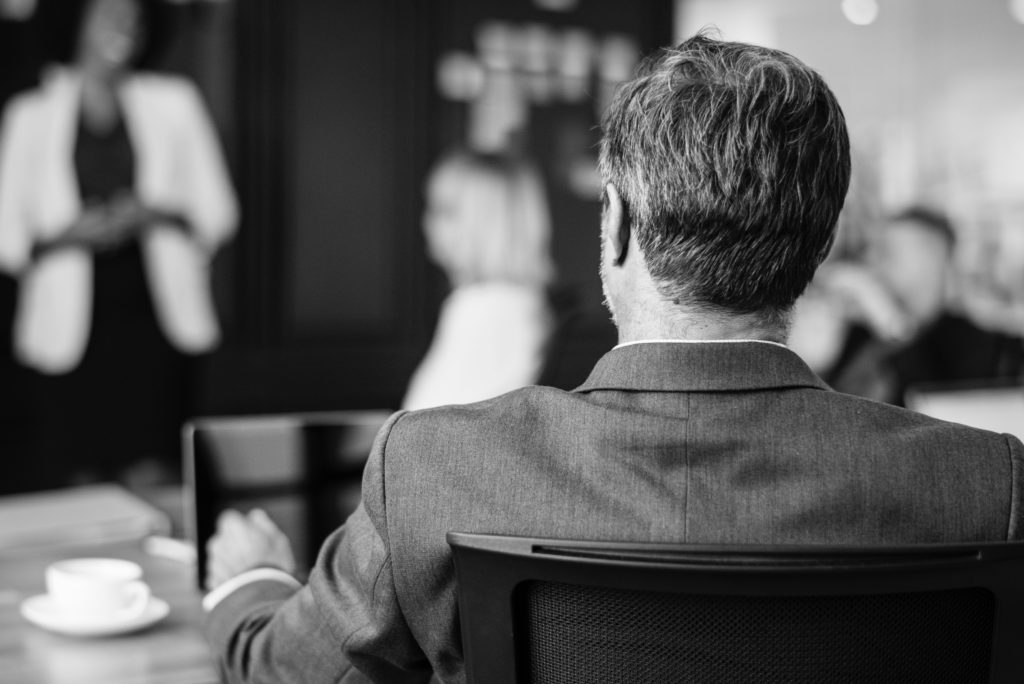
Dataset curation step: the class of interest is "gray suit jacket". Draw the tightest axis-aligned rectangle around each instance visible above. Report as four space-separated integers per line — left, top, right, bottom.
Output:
206 341 1024 683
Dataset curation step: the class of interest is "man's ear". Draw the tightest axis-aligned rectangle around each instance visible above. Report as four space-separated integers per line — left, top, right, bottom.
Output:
602 183 629 265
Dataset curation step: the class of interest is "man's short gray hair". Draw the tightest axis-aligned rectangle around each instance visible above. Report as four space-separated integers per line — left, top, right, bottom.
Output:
599 30 851 320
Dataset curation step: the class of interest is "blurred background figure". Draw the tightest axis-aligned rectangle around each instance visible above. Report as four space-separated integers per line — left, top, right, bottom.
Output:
955 200 1024 343
791 207 1022 405
402 150 555 410
0 0 237 490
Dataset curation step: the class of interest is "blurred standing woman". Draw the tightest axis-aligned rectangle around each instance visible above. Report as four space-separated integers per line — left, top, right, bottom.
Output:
402 152 555 411
0 0 237 489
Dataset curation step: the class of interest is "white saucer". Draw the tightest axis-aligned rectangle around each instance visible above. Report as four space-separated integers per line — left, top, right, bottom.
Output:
20 594 170 637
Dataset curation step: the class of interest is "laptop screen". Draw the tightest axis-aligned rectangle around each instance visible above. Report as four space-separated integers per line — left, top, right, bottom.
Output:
183 411 391 588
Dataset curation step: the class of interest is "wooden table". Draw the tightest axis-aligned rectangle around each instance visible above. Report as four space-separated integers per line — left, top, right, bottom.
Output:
0 538 219 684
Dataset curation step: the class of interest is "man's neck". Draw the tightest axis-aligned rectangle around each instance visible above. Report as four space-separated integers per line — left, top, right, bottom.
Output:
614 300 789 346
602 246 790 346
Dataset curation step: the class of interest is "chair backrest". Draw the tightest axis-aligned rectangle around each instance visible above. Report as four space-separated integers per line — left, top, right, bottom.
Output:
447 533 1024 683
184 411 390 587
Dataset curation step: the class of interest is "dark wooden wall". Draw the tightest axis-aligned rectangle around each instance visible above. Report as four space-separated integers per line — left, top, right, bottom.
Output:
200 1 440 414
196 0 674 416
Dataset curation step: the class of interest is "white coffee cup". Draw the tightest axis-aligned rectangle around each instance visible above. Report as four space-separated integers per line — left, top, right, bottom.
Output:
45 558 151 623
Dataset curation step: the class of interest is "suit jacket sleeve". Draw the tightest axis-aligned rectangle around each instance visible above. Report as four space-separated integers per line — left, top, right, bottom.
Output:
1005 434 1024 541
204 411 433 683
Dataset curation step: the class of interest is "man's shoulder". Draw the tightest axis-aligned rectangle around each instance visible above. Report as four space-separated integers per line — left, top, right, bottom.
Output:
822 385 1019 453
376 379 1020 467
385 385 575 447
399 385 571 422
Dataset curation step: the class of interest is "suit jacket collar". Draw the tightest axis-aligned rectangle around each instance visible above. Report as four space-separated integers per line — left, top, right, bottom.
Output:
575 341 830 393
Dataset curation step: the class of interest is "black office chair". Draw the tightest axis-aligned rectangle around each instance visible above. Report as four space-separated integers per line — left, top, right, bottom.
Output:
447 533 1024 683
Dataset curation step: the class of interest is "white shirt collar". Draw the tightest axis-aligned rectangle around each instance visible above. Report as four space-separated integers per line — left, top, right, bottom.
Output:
614 339 789 350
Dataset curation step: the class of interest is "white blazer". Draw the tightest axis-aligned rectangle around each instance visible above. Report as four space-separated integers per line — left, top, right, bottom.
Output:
0 68 238 374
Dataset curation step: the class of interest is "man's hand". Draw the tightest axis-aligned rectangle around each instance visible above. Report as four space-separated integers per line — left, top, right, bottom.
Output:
205 509 297 591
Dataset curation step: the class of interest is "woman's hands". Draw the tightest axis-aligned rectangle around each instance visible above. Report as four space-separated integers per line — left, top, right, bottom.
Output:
49 192 156 254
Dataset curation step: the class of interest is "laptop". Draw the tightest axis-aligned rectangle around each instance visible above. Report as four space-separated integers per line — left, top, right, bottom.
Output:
183 410 391 588
905 382 1024 442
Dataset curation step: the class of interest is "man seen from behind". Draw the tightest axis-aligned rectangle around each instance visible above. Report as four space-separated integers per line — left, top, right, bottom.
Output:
203 31 1024 683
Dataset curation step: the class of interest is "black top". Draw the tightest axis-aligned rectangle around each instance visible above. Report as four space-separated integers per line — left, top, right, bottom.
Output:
27 111 188 483
75 113 136 203
73 112 154 326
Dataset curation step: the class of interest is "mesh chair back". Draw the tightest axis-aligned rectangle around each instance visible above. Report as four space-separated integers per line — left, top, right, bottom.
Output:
448 534 1024 684
525 581 991 683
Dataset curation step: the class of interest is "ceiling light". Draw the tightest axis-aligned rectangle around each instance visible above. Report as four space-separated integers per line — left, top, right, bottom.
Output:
1011 0 1024 24
842 0 879 26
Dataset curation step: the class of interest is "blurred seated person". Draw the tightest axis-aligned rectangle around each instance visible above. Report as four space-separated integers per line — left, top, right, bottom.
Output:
401 151 556 410
790 207 1021 405
0 0 238 489
956 203 1024 341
